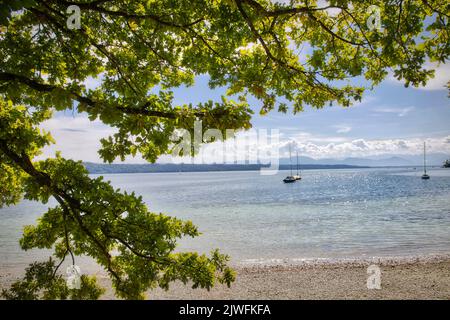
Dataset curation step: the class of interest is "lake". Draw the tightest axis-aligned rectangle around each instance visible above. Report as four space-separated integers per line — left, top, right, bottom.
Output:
1 167 450 273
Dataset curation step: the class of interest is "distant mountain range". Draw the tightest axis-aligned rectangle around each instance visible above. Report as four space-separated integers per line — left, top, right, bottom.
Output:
83 153 449 174
278 153 450 167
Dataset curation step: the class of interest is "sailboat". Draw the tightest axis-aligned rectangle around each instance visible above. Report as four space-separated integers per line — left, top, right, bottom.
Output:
283 145 296 183
293 151 302 180
443 159 450 168
421 142 430 180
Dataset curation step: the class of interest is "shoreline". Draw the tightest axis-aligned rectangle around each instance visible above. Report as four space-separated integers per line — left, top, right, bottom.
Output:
237 253 450 268
2 254 449 300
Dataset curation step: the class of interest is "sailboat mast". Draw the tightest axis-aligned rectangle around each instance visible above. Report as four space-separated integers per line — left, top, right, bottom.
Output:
424 142 427 174
289 144 292 176
296 151 299 175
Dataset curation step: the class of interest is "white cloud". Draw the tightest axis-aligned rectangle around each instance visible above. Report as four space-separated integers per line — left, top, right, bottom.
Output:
374 106 414 117
38 115 116 163
272 137 449 159
169 131 450 164
445 135 450 144
388 62 449 91
416 63 450 91
333 124 352 133
288 131 348 143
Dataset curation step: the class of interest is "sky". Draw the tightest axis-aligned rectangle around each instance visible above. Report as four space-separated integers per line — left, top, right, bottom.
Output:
39 62 450 164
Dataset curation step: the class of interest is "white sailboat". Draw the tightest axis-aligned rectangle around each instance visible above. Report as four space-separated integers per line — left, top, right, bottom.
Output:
421 142 430 180
283 145 296 183
293 151 301 180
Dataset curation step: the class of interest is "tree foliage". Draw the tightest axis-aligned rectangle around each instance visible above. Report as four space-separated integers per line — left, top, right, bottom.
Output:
0 0 448 299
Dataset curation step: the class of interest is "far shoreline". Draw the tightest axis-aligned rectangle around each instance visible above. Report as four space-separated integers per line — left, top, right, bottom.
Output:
83 163 449 175
84 162 371 175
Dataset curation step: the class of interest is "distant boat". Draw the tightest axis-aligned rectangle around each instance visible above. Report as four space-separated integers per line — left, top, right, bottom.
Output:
443 159 450 168
421 142 430 180
293 151 301 180
283 144 297 183
283 176 296 183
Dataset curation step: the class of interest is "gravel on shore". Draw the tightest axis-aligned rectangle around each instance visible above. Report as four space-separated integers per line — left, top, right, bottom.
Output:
102 257 450 300
2 257 449 300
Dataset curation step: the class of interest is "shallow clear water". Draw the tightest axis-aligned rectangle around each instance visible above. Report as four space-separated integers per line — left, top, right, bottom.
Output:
1 167 450 270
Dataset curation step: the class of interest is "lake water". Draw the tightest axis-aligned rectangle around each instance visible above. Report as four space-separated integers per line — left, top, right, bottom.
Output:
1 167 450 272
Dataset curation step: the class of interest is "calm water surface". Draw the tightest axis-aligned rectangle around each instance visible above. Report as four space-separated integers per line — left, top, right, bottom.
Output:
1 168 450 271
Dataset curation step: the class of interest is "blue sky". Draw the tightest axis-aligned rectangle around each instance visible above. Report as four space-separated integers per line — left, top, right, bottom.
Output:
40 63 450 163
